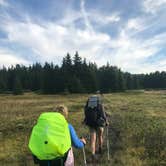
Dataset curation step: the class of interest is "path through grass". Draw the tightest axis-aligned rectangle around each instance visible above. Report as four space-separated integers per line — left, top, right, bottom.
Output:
0 91 166 165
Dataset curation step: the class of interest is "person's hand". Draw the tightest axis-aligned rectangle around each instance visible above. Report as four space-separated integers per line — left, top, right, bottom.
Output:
106 121 109 126
80 138 86 145
104 106 109 110
82 120 85 125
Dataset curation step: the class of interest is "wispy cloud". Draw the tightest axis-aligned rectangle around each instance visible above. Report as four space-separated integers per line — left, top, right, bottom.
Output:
0 0 165 73
143 0 166 14
0 0 8 7
0 48 29 67
89 11 120 26
108 16 166 73
1 15 111 63
80 0 94 32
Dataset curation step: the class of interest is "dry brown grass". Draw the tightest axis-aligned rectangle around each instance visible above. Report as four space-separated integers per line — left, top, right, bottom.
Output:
0 90 166 165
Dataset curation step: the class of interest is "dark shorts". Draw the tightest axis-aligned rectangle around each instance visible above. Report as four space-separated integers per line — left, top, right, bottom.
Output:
89 126 104 134
33 151 68 166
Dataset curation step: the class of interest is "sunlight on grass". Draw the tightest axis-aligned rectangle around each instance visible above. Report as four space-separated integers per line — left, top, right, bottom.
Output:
0 91 166 165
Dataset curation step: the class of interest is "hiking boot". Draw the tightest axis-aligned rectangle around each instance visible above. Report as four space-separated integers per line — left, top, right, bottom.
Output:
96 147 103 154
91 154 98 162
98 147 102 154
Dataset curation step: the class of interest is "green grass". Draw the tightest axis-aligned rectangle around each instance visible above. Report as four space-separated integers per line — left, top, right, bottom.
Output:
0 90 166 165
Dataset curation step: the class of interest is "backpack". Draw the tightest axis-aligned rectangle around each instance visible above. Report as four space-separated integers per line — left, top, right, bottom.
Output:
84 95 105 127
28 112 71 160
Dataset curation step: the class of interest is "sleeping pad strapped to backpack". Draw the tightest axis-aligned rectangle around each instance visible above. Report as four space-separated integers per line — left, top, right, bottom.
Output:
28 112 71 160
84 95 106 128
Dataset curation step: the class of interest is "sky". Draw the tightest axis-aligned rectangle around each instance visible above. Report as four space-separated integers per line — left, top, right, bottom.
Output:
0 0 166 74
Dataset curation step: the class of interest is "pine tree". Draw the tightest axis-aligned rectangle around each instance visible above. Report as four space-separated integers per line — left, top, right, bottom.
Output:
42 62 56 94
0 53 166 94
0 76 6 93
73 51 82 69
62 53 73 93
0 68 7 93
13 76 23 95
118 70 126 91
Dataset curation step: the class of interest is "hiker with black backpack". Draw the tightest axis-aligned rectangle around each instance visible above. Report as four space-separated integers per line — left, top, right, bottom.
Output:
28 105 86 166
84 95 108 161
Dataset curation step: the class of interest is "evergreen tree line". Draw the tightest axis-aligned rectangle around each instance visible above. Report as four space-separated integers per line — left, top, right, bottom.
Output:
0 52 166 94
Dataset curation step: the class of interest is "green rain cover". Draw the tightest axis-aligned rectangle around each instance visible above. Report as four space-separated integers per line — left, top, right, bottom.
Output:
28 112 71 160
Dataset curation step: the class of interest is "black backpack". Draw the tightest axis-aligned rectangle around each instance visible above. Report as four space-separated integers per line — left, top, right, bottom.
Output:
84 96 105 127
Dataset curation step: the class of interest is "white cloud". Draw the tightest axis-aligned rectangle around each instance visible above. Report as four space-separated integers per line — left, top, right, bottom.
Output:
2 17 111 63
0 0 113 65
136 59 166 74
0 0 8 7
80 0 120 27
80 0 94 32
0 48 29 67
0 0 165 74
58 7 120 29
127 18 142 31
143 0 166 14
107 24 166 73
58 10 82 26
88 11 120 26
1 12 166 73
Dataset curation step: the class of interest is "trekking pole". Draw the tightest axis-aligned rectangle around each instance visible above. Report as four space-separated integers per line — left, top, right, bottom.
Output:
82 146 87 166
106 125 110 161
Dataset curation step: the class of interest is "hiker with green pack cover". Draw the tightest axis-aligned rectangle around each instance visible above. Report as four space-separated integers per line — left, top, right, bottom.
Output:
28 105 86 166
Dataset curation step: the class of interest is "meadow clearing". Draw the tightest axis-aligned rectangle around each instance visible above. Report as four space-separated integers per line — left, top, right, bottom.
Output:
0 90 166 166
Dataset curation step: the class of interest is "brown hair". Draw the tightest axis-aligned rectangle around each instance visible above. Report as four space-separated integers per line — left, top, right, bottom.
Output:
54 105 68 118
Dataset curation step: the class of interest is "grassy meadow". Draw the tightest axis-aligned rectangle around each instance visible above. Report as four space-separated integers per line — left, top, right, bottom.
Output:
0 90 166 166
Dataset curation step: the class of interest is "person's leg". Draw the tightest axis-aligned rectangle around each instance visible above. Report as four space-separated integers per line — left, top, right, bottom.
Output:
90 127 96 155
64 148 74 166
97 127 104 153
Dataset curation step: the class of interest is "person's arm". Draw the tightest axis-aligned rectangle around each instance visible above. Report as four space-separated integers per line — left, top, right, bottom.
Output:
99 104 106 121
83 101 88 124
68 124 85 148
83 106 87 124
98 105 110 126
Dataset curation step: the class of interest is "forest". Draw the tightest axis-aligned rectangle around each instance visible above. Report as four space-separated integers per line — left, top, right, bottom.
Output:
0 52 166 94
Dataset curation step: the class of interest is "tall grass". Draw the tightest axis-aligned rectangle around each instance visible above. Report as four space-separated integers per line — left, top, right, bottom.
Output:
0 90 166 165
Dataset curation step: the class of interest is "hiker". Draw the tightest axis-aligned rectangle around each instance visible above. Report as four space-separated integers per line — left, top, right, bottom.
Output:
29 105 86 166
84 95 108 160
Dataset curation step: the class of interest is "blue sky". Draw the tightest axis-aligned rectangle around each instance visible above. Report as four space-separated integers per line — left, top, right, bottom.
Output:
0 0 166 73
